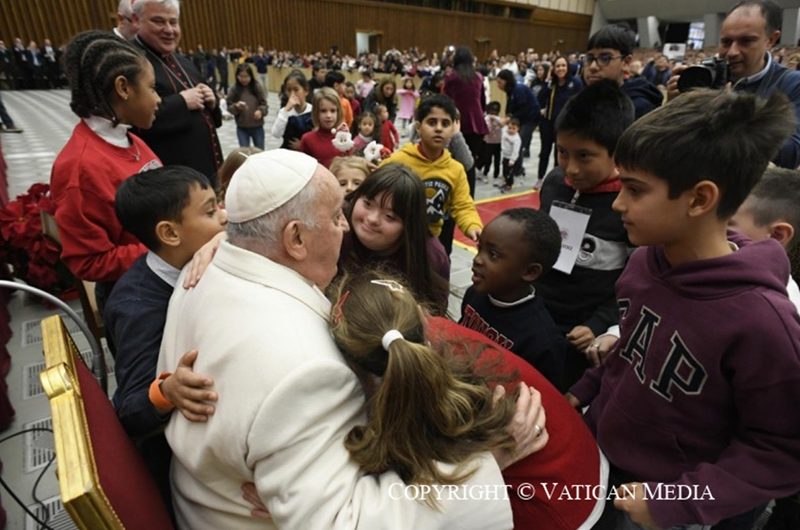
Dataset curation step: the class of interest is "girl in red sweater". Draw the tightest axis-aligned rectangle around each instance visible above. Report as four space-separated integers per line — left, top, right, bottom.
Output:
50 30 162 304
299 87 351 167
330 270 606 530
378 104 399 153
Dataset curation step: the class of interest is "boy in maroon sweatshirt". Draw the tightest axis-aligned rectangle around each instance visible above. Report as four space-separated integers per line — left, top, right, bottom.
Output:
568 89 800 529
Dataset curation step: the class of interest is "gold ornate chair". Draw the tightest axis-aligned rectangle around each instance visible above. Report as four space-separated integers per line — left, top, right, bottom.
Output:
40 315 174 529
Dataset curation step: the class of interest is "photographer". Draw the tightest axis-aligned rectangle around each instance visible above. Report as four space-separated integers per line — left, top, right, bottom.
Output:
668 0 800 169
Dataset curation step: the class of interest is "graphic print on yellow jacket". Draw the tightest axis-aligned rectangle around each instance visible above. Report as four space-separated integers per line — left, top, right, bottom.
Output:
383 143 483 237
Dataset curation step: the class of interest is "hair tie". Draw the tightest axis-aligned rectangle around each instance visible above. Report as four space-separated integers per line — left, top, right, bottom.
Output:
371 279 404 292
331 290 350 325
382 329 404 351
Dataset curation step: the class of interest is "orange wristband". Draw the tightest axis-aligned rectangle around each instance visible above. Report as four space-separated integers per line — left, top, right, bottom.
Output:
148 371 175 412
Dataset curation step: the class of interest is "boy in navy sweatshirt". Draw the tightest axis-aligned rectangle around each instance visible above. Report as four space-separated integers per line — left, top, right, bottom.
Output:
104 165 227 507
459 208 569 390
569 89 800 529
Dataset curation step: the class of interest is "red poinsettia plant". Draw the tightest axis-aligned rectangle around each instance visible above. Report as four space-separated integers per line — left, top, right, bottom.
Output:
0 183 74 292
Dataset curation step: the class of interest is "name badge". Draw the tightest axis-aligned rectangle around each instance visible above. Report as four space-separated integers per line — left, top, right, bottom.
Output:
550 200 592 274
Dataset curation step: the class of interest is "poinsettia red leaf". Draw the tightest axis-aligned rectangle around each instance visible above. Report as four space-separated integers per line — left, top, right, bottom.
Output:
27 183 50 201
27 260 59 289
37 196 55 214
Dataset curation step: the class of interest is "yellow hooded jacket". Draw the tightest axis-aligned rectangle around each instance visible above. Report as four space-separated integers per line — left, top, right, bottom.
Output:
383 143 483 237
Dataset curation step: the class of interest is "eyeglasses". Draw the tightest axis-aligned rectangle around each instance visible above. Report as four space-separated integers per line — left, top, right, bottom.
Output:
583 53 623 66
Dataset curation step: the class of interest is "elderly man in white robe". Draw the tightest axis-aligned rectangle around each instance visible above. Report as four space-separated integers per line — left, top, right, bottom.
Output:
158 149 546 529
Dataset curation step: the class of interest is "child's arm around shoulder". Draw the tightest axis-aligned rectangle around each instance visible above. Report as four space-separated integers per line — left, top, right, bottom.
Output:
158 350 218 422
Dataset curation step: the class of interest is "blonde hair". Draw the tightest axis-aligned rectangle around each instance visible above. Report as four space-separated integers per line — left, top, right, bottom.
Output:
329 270 515 488
311 87 343 129
216 146 262 203
329 156 370 180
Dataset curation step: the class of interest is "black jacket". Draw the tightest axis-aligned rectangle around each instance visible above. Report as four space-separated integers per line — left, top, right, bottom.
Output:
621 77 663 120
133 37 223 187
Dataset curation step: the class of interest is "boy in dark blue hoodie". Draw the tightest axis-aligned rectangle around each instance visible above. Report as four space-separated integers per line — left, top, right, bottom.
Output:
583 23 663 119
568 89 800 529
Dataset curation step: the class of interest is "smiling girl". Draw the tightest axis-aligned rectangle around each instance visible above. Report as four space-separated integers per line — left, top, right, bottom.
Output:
338 163 450 314
537 56 583 183
299 87 350 167
50 30 162 308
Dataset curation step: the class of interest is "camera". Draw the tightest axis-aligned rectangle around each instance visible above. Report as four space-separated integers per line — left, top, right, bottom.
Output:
677 57 729 92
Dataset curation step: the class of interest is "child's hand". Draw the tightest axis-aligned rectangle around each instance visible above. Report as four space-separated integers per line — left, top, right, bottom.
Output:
491 383 548 470
253 109 263 120
287 138 302 151
564 392 581 409
284 93 300 112
467 227 482 242
184 231 227 288
585 334 618 367
614 483 662 530
160 350 218 422
567 325 595 351
241 483 271 520
335 122 350 133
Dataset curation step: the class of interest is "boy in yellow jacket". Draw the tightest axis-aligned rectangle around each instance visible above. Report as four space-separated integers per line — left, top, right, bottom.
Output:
383 94 482 241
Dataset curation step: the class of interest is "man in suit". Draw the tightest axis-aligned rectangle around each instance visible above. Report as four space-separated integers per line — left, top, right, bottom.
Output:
11 38 30 89
132 0 222 187
25 41 44 89
0 40 15 90
216 47 229 95
41 39 61 88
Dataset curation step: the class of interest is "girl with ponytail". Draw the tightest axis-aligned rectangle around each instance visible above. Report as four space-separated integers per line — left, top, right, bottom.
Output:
330 269 607 529
330 271 523 486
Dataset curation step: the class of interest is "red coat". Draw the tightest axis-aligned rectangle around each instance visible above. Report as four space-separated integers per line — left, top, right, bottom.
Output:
50 121 161 282
427 317 605 530
380 120 399 152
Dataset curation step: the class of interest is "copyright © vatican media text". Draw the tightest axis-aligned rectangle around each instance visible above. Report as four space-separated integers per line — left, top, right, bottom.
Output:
388 482 715 502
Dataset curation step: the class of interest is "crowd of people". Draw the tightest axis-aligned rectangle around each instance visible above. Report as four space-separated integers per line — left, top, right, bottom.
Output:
2 0 795 528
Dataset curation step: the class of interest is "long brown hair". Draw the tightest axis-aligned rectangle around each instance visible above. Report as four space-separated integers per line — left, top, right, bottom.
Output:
343 163 449 314
330 271 515 487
